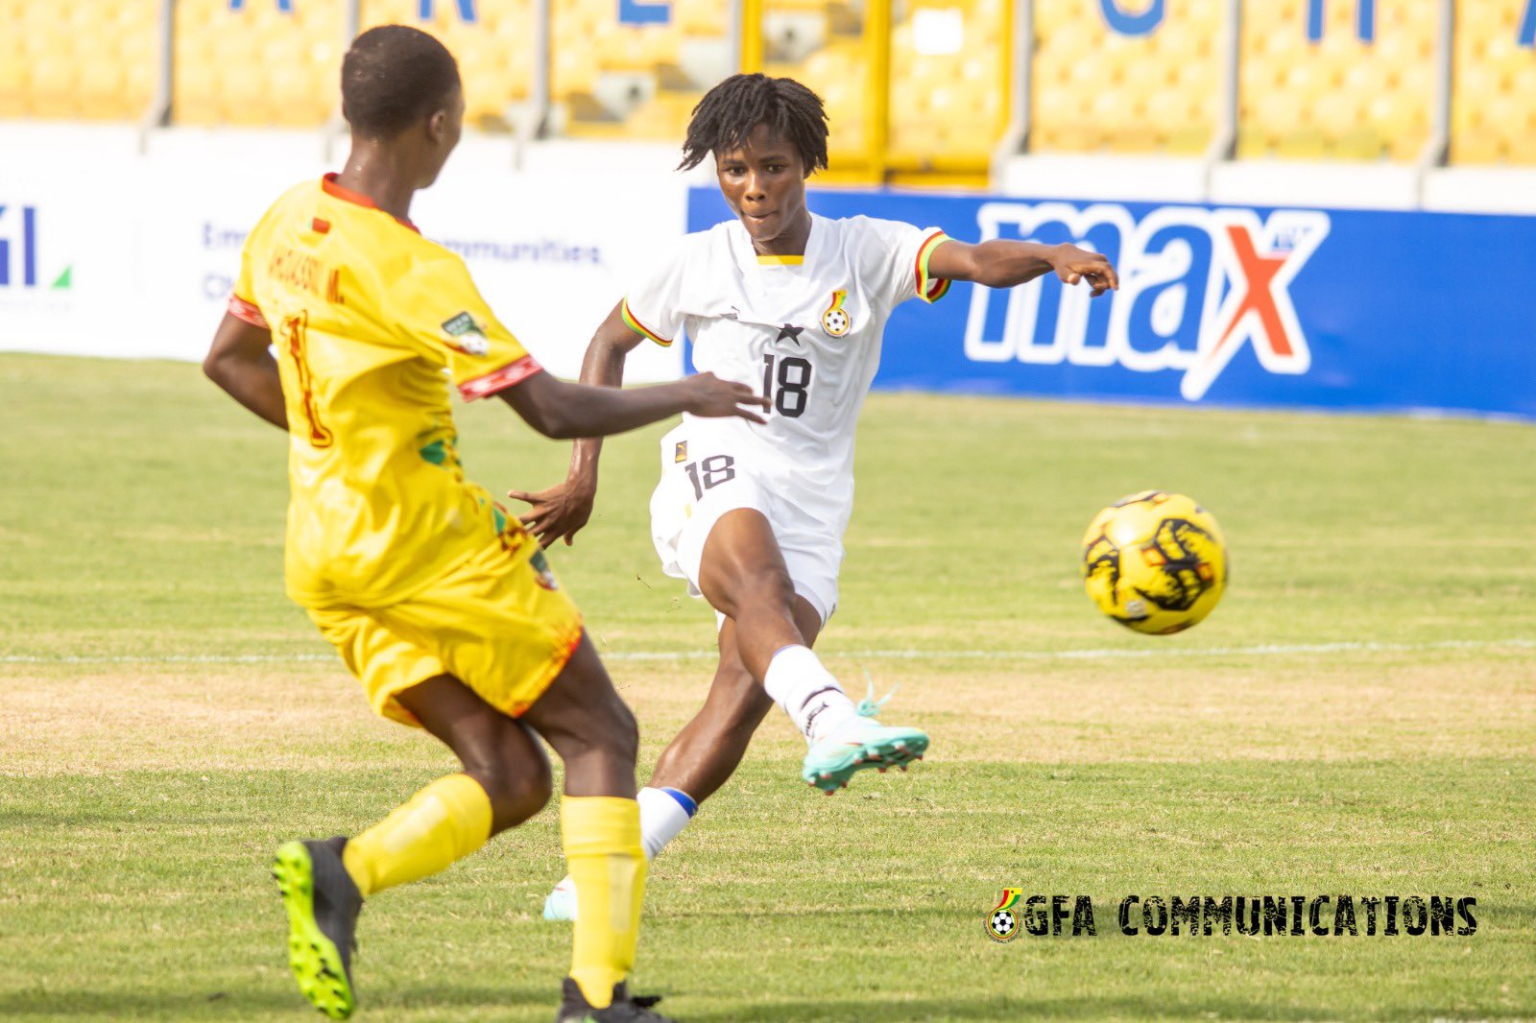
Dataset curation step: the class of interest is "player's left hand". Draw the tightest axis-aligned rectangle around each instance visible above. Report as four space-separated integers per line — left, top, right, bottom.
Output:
508 477 596 548
1051 244 1119 297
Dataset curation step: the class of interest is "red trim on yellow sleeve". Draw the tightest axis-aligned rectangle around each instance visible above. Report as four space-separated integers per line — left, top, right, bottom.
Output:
914 231 953 304
227 294 269 329
459 355 543 400
621 299 673 347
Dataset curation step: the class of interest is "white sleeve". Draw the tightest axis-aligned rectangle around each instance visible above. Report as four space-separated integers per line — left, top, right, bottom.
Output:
621 241 691 347
854 216 955 308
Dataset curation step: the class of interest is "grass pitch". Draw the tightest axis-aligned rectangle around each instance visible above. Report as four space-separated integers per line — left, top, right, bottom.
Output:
2 352 1534 1022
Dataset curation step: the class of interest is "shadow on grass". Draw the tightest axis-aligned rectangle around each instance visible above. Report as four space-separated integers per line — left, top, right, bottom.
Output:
0 989 298 1019
681 994 1523 1022
0 984 558 1019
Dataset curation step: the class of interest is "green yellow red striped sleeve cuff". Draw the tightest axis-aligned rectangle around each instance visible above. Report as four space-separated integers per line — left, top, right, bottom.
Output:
621 299 672 347
915 231 953 304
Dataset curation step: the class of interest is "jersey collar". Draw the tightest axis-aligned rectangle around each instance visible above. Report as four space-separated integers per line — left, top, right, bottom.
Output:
321 173 421 234
738 212 820 272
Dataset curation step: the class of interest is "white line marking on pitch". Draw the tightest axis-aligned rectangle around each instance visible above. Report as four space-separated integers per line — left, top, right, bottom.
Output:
3 637 1532 666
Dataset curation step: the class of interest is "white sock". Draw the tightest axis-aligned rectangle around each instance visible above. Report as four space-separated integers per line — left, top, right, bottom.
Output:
762 644 856 743
637 785 696 860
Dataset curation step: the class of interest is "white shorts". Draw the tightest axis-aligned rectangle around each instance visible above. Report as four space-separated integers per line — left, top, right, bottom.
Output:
649 425 843 626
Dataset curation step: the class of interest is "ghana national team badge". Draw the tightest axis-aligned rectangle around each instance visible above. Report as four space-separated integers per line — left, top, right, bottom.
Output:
675 440 689 463
821 289 851 337
440 311 492 356
985 888 1024 942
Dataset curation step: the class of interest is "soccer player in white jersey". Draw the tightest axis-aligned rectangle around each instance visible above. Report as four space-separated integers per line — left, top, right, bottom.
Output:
516 74 1118 920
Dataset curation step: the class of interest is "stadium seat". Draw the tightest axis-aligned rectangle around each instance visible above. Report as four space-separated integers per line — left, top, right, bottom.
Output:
1031 0 1219 155
0 0 158 120
360 0 534 128
885 0 1010 173
549 0 737 139
1239 0 1437 161
171 0 341 127
1450 0 1536 164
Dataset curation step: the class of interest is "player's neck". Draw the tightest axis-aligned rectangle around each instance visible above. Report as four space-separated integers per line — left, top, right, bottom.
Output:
747 209 812 259
334 144 419 223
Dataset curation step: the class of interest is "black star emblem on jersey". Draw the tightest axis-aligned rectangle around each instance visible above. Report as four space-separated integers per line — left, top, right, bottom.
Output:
775 323 805 345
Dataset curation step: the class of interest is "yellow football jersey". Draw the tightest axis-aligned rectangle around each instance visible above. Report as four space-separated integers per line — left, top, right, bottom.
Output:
229 174 543 607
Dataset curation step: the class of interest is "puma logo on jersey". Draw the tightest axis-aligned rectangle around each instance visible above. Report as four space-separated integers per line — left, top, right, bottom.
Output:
821 289 851 337
675 440 688 463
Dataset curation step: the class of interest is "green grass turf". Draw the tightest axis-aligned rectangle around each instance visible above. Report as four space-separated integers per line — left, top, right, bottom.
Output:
2 352 1534 1021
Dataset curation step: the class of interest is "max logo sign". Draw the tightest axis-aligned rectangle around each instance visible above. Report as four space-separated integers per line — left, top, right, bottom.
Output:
963 202 1329 400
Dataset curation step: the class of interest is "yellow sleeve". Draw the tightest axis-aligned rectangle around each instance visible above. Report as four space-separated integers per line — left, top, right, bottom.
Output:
391 253 543 400
226 209 271 328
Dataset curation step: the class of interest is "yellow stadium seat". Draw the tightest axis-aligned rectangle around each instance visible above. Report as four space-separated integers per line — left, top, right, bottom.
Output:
1031 0 1219 155
0 0 156 119
1503 132 1536 165
1451 0 1536 164
677 0 726 35
172 0 344 127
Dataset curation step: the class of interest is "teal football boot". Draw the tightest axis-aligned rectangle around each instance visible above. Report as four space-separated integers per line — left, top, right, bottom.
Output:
802 685 928 794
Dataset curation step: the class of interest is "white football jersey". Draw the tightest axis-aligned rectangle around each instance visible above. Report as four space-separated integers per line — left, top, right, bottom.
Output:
623 213 951 536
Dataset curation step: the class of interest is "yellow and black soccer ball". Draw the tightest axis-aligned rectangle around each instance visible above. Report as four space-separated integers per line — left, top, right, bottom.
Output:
1081 491 1228 635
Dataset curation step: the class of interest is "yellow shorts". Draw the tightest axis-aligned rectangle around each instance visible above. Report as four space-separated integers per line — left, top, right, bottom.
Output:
306 535 583 728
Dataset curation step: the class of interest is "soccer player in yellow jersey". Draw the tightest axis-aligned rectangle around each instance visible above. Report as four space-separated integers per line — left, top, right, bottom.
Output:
203 26 765 1023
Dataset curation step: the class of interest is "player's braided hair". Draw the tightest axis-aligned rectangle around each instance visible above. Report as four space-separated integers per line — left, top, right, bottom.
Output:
342 25 461 138
680 73 829 173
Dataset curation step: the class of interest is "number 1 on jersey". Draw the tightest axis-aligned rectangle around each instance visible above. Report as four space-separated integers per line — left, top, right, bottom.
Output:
762 354 812 418
279 311 334 448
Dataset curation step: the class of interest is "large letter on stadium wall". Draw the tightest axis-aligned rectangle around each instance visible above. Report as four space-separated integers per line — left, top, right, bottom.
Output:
417 0 476 23
619 0 671 25
1306 0 1375 43
1097 0 1163 36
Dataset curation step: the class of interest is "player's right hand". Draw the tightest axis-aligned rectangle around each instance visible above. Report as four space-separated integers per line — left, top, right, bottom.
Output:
508 477 596 548
683 372 771 422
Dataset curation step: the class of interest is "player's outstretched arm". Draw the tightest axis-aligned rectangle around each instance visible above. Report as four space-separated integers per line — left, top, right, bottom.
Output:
204 312 288 430
928 239 1119 296
499 363 766 442
508 302 645 547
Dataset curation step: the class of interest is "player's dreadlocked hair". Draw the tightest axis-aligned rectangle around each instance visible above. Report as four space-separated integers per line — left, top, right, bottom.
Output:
342 25 460 138
679 73 829 173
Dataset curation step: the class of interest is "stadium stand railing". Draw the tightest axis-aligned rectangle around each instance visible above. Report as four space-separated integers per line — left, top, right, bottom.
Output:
4 0 1533 188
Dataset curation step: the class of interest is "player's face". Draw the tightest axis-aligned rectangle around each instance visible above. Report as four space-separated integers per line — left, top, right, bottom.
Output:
716 124 808 249
420 83 465 187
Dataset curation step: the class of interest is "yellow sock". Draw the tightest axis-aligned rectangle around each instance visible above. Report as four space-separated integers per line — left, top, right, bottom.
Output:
341 773 492 897
563 796 646 1010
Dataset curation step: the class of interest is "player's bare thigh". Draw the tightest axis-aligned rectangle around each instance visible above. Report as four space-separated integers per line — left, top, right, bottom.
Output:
695 507 798 619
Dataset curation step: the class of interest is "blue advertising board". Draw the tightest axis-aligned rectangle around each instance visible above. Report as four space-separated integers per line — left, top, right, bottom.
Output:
686 187 1536 420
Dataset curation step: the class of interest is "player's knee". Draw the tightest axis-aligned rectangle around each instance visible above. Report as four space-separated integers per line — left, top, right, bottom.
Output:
728 564 797 618
605 700 640 766
582 696 639 767
477 755 552 831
